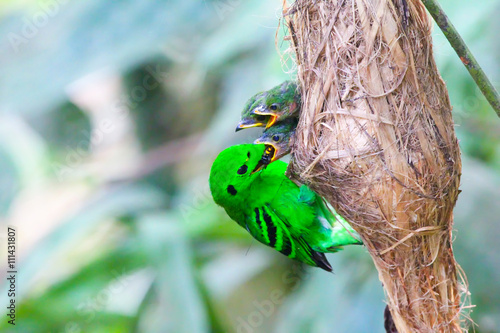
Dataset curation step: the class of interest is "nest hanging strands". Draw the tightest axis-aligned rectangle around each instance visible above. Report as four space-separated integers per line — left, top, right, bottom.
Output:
284 0 469 331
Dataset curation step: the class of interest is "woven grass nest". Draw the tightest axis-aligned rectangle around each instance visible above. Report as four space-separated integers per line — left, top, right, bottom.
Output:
283 0 469 331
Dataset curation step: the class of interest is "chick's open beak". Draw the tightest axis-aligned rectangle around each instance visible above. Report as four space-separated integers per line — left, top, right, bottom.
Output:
253 108 278 129
265 115 278 129
235 120 264 132
264 144 278 163
253 140 278 163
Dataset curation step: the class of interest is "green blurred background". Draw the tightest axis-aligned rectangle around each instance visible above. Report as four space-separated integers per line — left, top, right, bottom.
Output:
0 0 499 332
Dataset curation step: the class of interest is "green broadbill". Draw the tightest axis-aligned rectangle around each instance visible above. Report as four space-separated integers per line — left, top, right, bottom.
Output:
209 144 362 271
236 81 301 131
254 118 298 163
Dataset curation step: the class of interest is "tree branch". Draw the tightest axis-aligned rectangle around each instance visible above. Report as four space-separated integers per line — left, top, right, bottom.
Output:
422 0 500 117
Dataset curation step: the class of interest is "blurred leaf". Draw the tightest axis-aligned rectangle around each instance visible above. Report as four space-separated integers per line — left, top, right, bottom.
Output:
134 213 209 333
8 242 147 333
0 147 19 216
0 114 48 184
274 247 385 333
0 0 210 115
28 101 92 158
453 158 500 331
0 183 165 306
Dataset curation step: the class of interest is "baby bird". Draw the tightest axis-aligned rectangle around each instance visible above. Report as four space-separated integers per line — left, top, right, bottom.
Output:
254 118 298 163
236 81 300 131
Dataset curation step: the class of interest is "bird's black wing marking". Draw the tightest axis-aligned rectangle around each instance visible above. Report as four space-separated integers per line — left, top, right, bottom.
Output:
261 207 277 248
260 205 291 256
280 234 293 257
264 204 332 272
252 208 267 244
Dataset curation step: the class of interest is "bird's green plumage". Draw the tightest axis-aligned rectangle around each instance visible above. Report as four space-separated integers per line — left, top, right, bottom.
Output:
209 144 362 271
254 118 298 162
252 81 300 120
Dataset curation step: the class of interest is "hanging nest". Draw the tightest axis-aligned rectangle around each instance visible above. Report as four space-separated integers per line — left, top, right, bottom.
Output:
283 0 469 331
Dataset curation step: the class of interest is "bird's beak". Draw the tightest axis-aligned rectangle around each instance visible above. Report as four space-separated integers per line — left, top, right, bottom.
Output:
253 107 278 129
252 106 269 115
257 141 279 162
251 160 266 174
235 120 265 132
254 140 278 163
264 144 278 163
265 115 278 129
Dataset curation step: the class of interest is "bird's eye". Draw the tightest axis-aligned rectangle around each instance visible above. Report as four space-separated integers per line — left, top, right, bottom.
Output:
270 104 279 111
256 115 266 121
272 135 281 142
237 165 248 175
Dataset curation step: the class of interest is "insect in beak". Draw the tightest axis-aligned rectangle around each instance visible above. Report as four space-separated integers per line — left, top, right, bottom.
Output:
251 145 276 174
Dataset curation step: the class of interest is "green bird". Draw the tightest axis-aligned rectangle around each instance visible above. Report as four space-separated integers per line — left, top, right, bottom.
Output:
209 144 362 271
254 118 298 163
236 81 301 131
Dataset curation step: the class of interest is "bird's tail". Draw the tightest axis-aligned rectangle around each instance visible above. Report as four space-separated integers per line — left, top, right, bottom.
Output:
318 200 363 249
327 219 363 250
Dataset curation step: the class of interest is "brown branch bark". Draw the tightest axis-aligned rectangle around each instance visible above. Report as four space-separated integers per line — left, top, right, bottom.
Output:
284 0 469 331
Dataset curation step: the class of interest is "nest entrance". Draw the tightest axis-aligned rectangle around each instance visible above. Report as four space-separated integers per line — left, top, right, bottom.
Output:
283 0 469 331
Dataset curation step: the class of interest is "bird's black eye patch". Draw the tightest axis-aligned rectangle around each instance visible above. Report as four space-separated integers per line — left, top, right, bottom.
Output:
237 165 248 175
227 185 237 195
